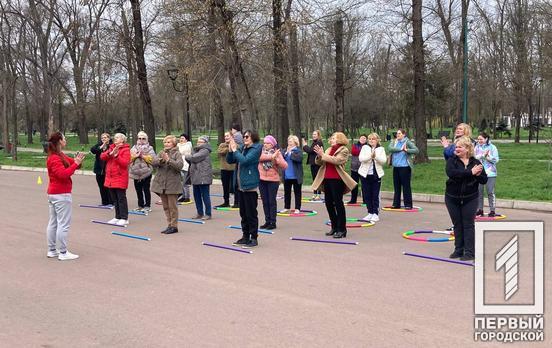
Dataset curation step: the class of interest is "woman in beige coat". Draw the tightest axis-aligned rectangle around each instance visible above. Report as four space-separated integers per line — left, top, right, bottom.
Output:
312 132 357 238
151 135 184 234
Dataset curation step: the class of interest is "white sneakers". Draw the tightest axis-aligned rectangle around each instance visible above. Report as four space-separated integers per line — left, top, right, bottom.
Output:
107 218 129 226
58 251 79 261
47 250 59 258
117 219 129 226
362 214 380 222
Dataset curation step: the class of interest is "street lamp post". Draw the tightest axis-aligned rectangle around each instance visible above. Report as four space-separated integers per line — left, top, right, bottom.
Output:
537 78 543 144
167 68 191 138
462 19 471 124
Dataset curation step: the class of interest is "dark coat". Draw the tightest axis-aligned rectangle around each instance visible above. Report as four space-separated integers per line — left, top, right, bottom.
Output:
302 139 323 166
90 140 112 175
445 156 488 201
227 143 262 191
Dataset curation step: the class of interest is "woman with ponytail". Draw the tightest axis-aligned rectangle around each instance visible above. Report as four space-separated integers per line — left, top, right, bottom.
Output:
45 132 86 261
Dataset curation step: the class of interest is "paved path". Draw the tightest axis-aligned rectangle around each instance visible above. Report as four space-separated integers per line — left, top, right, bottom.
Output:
0 170 550 347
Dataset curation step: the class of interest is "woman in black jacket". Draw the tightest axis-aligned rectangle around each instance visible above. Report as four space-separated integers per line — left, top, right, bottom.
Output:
90 133 112 206
302 130 324 200
445 136 488 261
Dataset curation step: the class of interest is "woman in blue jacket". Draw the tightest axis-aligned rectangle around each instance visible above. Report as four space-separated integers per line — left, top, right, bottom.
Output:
227 130 262 248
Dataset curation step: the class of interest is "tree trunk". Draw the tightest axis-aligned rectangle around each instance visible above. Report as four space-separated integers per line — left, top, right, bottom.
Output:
1 77 8 154
207 3 225 144
122 8 139 144
289 23 301 135
130 0 156 151
412 0 429 163
273 0 289 144
334 15 344 132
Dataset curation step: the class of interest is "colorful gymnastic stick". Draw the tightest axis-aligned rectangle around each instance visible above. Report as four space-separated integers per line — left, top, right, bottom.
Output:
202 242 253 254
91 220 126 227
402 252 474 266
289 237 359 245
111 231 150 241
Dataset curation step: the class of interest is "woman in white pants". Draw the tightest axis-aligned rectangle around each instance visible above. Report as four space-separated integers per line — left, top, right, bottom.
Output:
45 132 85 261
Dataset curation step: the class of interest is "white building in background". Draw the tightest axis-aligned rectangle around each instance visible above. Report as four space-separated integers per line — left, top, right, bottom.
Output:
501 109 552 129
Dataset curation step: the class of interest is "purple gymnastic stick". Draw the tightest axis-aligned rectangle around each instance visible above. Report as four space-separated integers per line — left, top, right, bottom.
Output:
289 237 359 245
80 204 113 210
403 252 474 266
202 242 252 254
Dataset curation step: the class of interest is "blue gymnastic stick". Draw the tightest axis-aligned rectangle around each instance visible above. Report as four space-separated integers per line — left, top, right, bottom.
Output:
80 204 113 210
402 252 474 266
289 237 359 245
202 242 252 254
111 231 150 241
227 225 273 234
128 210 147 216
178 218 205 224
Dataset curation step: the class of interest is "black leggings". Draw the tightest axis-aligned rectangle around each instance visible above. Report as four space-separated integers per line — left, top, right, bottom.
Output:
284 179 302 210
445 195 478 257
220 170 235 205
324 179 346 232
109 188 128 220
133 175 152 208
310 165 321 194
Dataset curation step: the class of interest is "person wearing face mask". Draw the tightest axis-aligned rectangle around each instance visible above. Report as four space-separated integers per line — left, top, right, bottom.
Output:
258 135 287 230
101 133 131 226
312 132 357 239
358 133 387 222
90 133 112 206
387 129 419 210
281 135 303 214
474 132 499 217
347 134 368 204
216 132 237 208
227 130 262 248
152 135 184 234
302 130 324 200
186 135 213 220
445 136 488 261
129 131 156 212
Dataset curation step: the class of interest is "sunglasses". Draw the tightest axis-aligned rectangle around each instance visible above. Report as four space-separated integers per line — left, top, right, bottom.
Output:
244 135 250 139
138 137 146 140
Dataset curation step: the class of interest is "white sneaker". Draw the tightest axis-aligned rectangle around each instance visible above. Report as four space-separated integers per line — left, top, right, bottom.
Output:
280 209 290 214
107 218 119 224
58 251 79 261
294 209 301 214
47 250 59 258
362 214 373 222
117 219 129 226
371 214 380 222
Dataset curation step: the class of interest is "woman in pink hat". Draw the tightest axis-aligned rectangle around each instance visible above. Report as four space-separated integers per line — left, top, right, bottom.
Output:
258 135 287 230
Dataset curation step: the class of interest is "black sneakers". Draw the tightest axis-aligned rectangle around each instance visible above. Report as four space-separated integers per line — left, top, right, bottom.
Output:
215 203 230 208
165 227 178 234
233 237 249 246
449 250 463 259
476 209 484 216
488 211 496 217
460 254 474 261
260 223 269 229
243 239 258 248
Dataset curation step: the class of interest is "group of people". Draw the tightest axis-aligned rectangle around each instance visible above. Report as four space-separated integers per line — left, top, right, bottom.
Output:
45 122 499 261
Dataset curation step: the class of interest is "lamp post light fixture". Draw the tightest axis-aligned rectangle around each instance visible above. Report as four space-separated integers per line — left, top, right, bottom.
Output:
167 68 191 138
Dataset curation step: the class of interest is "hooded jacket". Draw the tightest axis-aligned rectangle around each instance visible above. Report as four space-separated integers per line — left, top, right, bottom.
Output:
445 156 488 201
227 142 262 191
185 143 213 185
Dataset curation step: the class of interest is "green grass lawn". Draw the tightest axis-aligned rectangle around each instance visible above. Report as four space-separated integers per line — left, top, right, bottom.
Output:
7 132 552 202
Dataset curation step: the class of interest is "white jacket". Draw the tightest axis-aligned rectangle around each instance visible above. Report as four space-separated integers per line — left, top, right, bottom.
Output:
358 145 386 178
177 142 193 172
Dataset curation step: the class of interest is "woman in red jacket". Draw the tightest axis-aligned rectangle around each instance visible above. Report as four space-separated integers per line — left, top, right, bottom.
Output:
100 133 131 226
46 132 85 261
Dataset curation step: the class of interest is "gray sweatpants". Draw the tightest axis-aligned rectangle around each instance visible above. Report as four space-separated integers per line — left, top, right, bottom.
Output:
181 171 190 200
478 177 496 211
46 194 72 253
